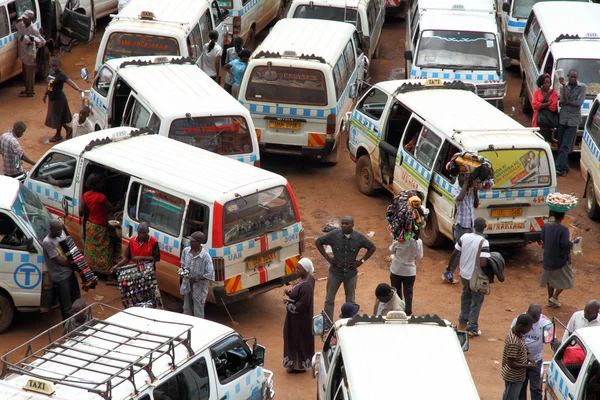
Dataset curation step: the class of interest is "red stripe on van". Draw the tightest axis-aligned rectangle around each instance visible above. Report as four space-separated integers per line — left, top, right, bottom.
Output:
212 201 224 248
46 205 82 224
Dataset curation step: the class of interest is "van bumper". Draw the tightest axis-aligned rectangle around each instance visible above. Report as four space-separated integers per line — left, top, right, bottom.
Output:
213 272 298 305
259 138 335 158
488 232 541 246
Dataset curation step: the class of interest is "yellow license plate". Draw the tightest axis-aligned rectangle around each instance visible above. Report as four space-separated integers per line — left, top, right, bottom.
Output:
269 121 301 130
491 208 523 217
247 251 276 269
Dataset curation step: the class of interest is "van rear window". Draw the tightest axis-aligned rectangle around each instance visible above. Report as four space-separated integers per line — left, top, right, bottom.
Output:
479 149 552 189
245 66 327 106
103 32 180 64
169 116 253 156
292 6 360 31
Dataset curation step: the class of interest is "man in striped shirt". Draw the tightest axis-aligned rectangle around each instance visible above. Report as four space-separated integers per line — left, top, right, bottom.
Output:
502 314 537 400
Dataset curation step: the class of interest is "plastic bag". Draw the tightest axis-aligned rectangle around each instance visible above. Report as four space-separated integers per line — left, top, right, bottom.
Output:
573 237 583 256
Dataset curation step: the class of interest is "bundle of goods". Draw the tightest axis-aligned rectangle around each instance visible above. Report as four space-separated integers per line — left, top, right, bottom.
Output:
386 190 428 242
546 192 578 212
116 262 163 309
445 151 494 191
58 236 98 290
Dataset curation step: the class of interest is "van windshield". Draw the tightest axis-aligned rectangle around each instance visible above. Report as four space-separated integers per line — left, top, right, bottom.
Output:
103 32 180 64
511 0 589 19
223 186 297 245
245 66 328 106
555 59 600 97
12 185 54 241
169 116 254 156
292 6 361 31
416 30 499 70
479 149 552 189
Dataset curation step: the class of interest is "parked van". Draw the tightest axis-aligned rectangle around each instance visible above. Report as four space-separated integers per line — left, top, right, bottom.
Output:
24 127 304 303
58 0 118 20
519 2 600 154
0 304 275 400
311 312 477 399
580 94 600 218
87 56 260 165
348 79 557 246
220 0 284 50
94 0 229 71
238 19 367 164
404 0 509 110
286 0 385 60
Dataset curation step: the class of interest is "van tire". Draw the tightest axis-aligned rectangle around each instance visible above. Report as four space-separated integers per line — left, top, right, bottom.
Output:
420 204 446 248
0 294 15 334
586 178 600 219
520 81 532 113
246 27 256 52
356 155 377 195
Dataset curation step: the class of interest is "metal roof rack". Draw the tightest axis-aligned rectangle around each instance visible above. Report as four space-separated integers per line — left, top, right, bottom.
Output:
82 127 156 154
394 80 475 95
119 56 195 68
1 303 195 400
108 14 188 26
408 314 447 327
253 50 326 63
346 314 385 326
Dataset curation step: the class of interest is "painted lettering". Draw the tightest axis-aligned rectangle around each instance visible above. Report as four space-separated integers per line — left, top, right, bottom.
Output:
227 252 243 261
284 233 299 243
488 222 526 231
401 171 419 190
158 242 173 253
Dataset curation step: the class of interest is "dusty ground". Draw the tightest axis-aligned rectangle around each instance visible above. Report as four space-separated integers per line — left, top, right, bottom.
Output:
1 16 599 400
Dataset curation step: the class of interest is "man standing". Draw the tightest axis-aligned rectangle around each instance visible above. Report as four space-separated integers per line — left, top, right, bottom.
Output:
502 314 537 400
71 106 94 138
42 220 81 321
447 217 490 337
16 10 45 98
443 171 478 284
180 231 214 318
555 70 586 177
561 299 600 343
511 304 551 400
112 222 160 270
0 121 36 177
316 216 376 320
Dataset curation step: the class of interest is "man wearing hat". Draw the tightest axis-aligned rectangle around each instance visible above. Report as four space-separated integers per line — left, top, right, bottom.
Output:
340 302 360 319
16 10 45 97
180 231 214 318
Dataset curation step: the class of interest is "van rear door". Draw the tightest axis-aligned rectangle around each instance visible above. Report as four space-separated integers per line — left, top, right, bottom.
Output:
60 0 95 43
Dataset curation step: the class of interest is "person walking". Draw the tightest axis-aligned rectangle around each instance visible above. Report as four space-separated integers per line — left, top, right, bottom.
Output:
0 121 36 177
180 231 214 318
44 57 84 142
223 49 251 99
540 210 580 308
447 217 490 337
511 304 552 400
532 74 559 143
200 30 222 83
372 283 405 316
561 300 600 344
442 171 478 284
502 313 537 400
555 69 586 177
71 106 94 138
223 36 245 94
16 10 45 98
283 258 315 373
316 216 376 321
389 236 422 316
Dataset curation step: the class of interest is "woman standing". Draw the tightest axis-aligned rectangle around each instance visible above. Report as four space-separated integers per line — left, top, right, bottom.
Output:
43 57 84 142
224 36 244 94
200 30 222 83
283 258 315 373
540 210 580 308
389 237 423 316
531 74 559 143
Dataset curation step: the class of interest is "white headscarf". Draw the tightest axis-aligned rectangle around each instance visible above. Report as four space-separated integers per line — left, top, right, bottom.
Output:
297 258 314 275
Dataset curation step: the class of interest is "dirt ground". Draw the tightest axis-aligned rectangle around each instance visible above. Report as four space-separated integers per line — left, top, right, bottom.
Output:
1 16 599 400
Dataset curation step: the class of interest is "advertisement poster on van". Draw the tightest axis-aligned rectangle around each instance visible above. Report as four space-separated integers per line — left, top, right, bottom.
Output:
480 149 552 189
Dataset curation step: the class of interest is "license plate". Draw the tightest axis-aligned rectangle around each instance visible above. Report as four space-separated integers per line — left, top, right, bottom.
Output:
491 208 523 217
269 121 301 130
247 251 276 269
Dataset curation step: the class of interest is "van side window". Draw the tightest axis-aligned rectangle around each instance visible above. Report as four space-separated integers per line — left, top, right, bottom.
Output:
532 33 548 70
7 0 35 32
323 328 338 370
543 52 553 75
402 118 423 156
524 15 540 51
330 352 347 400
414 128 442 169
357 88 388 120
210 0 224 24
93 67 113 98
126 100 151 129
412 24 420 49
588 101 600 146
148 114 161 133
187 24 204 62
556 337 587 382
199 11 212 44
127 182 141 220
138 186 185 236
333 57 346 100
384 101 411 148
352 32 362 55
0 6 10 37
183 201 209 238
212 336 252 384
0 213 27 249
153 357 210 400
343 41 356 75
32 152 77 188
434 141 461 183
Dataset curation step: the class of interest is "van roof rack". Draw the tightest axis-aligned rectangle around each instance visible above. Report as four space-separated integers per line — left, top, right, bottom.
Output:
555 33 600 42
118 56 196 68
1 303 195 400
394 80 475 95
253 50 326 63
109 14 188 26
408 314 447 327
82 127 156 154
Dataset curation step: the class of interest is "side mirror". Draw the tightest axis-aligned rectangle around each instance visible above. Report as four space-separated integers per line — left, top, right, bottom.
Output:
404 50 413 62
312 314 324 336
362 35 371 51
349 83 357 99
457 331 469 352
502 2 510 12
542 322 555 344
252 343 266 366
81 67 89 81
502 56 510 69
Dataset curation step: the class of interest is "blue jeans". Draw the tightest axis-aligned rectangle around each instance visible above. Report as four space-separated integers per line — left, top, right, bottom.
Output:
555 124 577 173
449 224 473 273
503 380 524 400
459 278 485 331
519 360 543 400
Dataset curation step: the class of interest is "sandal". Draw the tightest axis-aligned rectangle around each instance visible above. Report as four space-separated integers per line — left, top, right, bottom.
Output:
48 135 63 143
18 92 34 97
549 297 561 308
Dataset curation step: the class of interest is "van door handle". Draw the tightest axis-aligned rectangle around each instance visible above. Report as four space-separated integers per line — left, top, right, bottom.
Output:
323 384 326 391
64 196 72 201
373 127 378 133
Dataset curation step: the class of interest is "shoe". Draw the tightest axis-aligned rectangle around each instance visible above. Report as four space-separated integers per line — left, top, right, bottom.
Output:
442 272 456 284
467 329 482 337
48 135 63 143
549 297 561 308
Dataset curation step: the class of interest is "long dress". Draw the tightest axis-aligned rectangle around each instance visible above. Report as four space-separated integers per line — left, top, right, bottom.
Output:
82 191 113 274
283 275 315 370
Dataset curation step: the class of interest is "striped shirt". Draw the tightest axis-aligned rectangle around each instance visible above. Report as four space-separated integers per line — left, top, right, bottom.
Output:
501 329 528 383
452 186 475 228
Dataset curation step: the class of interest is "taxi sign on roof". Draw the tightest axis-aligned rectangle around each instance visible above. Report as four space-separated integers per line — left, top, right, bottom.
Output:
424 78 443 86
23 378 55 396
140 11 155 19
283 50 297 57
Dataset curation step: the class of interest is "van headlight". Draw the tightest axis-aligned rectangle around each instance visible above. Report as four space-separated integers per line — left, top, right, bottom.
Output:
483 86 505 98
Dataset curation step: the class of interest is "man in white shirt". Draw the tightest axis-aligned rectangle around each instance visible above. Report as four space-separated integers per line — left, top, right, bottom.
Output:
447 217 490 337
562 299 600 343
71 106 93 138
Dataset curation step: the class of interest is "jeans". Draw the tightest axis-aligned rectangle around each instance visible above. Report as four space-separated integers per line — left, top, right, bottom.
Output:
503 380 524 400
459 278 485 331
182 292 206 319
555 124 577 173
519 360 543 400
324 272 357 320
449 225 473 273
390 274 415 315
52 273 81 321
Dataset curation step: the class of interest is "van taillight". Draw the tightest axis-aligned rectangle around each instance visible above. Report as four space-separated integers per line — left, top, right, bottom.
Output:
326 114 336 136
254 160 261 168
299 229 305 257
233 17 241 35
213 257 225 281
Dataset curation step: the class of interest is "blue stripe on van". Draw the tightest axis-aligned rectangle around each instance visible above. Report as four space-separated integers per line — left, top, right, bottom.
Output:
411 69 501 81
507 20 526 28
233 0 261 16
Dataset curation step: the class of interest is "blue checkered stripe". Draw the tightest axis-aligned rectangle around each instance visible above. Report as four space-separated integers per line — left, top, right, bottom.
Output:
233 0 260 16
352 110 380 139
548 361 571 399
583 100 591 110
222 366 264 399
208 223 302 257
507 19 526 28
403 153 431 181
4 252 45 264
241 102 336 120
0 22 41 48
410 69 502 81
233 153 258 163
583 130 600 161
123 220 181 251
90 91 105 110
478 187 555 199
27 181 78 207
434 175 454 194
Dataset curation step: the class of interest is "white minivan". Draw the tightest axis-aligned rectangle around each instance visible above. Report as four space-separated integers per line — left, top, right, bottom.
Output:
580 94 600 218
87 56 260 165
220 0 284 50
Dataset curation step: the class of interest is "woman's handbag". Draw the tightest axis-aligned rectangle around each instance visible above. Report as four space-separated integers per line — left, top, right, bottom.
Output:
536 90 559 129
469 239 490 295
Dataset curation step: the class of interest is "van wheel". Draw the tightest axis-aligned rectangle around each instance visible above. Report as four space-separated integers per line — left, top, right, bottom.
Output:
0 294 15 334
246 27 256 52
586 178 600 219
520 80 532 113
36 46 51 80
356 155 377 195
420 204 446 248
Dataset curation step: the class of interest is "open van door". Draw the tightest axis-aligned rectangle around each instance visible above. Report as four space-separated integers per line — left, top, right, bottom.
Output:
60 0 96 43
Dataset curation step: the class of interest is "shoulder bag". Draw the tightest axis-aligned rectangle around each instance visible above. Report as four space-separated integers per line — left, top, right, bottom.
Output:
469 239 490 295
536 89 559 129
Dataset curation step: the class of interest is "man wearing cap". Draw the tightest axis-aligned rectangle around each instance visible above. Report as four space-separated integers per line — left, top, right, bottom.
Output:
16 10 45 97
112 222 160 271
340 302 360 319
180 231 214 318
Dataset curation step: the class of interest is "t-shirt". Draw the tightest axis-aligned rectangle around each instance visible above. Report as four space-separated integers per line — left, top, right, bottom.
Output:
200 42 223 77
501 329 528 383
42 235 73 282
455 232 490 280
229 59 247 87
46 70 68 101
541 222 571 270
83 191 108 226
224 47 241 86
511 314 551 362
389 239 423 276
72 114 94 138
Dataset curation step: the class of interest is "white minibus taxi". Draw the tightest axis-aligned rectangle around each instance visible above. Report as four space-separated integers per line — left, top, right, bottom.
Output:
88 56 260 165
580 94 600 218
219 0 284 50
404 0 509 110
24 127 304 303
94 0 228 71
286 0 385 60
519 1 600 153
348 79 557 247
238 18 367 164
